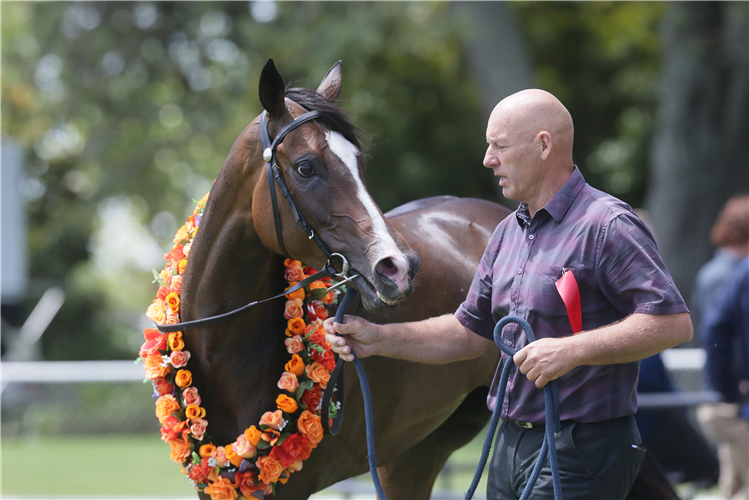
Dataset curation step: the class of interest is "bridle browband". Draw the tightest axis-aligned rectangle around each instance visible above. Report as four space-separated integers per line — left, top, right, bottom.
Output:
155 107 359 335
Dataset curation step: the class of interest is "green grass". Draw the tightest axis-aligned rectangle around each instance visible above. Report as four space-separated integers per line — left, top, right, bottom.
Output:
2 434 196 497
1 431 489 498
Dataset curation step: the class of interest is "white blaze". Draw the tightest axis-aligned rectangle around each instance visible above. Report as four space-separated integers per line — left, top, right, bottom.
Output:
324 130 402 259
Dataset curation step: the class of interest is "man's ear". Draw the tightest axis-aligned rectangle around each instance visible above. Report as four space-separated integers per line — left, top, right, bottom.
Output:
538 131 552 160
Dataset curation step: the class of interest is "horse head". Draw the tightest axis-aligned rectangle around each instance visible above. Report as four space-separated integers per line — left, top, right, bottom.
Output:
248 59 420 311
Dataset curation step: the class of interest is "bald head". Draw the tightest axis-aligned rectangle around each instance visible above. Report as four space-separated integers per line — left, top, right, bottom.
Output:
483 89 576 216
490 89 574 163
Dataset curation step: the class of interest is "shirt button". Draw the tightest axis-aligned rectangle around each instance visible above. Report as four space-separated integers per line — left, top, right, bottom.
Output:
517 268 522 274
510 302 516 310
505 339 513 346
529 234 535 240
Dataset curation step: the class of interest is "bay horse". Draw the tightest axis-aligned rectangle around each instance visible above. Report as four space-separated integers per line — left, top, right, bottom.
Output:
177 59 678 499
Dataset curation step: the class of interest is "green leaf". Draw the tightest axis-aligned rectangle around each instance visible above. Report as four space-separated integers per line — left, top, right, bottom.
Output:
308 288 330 301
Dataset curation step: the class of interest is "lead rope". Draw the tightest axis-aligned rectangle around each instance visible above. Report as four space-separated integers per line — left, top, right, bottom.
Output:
332 288 389 500
465 315 563 500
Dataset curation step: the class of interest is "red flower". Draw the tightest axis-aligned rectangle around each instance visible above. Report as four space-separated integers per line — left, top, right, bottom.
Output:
312 348 336 372
165 245 185 264
140 328 166 357
235 471 259 497
301 386 323 412
160 415 189 442
307 329 326 348
306 301 329 322
269 433 313 468
188 457 213 484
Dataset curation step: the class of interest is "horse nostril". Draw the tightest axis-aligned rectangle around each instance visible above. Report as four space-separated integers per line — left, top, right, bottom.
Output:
375 257 399 279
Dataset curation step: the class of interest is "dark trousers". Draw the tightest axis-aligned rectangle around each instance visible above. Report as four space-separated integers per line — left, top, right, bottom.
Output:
487 415 645 500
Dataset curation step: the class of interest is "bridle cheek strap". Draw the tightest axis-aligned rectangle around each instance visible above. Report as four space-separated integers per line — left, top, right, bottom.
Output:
259 110 334 261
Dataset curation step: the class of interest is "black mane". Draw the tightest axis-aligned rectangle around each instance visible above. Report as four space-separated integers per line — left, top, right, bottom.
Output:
285 87 362 150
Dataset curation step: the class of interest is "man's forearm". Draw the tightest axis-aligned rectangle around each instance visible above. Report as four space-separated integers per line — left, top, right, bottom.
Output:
567 312 693 367
376 314 493 364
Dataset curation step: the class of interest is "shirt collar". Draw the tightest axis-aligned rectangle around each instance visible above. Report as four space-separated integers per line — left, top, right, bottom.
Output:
515 166 586 227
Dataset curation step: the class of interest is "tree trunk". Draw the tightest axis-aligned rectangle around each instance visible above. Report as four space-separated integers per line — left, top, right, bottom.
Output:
452 1 535 208
647 1 749 342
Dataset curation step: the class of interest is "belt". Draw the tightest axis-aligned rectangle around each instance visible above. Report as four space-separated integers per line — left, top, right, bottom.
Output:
513 420 544 429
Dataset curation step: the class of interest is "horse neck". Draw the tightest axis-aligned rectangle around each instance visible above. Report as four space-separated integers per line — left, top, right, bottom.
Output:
180 153 290 441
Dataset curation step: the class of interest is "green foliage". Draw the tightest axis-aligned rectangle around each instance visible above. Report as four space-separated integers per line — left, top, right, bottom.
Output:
511 1 664 206
2 1 667 360
2 1 489 360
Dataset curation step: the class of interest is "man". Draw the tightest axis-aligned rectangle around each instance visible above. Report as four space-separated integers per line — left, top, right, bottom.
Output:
324 89 692 499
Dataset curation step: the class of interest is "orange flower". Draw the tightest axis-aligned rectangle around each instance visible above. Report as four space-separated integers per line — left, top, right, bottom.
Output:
225 443 244 468
284 264 305 283
143 353 170 380
191 418 207 441
177 258 188 274
233 434 257 459
284 335 304 354
284 258 303 268
199 443 217 458
261 428 280 447
152 376 174 396
259 409 284 430
165 292 180 312
175 369 192 388
285 283 305 301
146 299 166 324
287 318 306 337
277 372 299 392
185 403 206 420
155 395 180 423
203 476 239 500
305 362 330 389
169 436 191 464
235 471 259 498
245 425 262 446
257 455 284 484
297 410 324 445
310 281 334 304
284 354 305 376
276 394 299 414
283 299 304 320
168 331 185 351
212 446 229 467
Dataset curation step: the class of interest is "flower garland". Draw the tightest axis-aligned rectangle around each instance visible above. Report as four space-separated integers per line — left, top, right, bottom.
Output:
139 191 343 500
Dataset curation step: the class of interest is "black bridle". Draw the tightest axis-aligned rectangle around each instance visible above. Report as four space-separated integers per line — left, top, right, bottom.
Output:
155 108 359 335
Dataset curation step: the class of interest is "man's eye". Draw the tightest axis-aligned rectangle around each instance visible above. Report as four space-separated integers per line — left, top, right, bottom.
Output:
297 163 315 177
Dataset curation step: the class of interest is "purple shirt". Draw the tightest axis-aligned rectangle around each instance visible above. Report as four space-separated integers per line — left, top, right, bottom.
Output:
455 167 688 423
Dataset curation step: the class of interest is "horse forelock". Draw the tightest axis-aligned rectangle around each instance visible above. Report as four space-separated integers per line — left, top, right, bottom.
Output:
284 87 362 150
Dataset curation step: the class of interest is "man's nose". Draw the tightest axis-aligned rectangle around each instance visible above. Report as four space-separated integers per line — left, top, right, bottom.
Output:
483 150 496 168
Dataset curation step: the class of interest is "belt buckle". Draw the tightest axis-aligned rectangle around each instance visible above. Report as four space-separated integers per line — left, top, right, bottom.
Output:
516 420 534 429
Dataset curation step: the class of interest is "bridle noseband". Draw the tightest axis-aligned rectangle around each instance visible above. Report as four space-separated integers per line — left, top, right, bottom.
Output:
155 107 359 334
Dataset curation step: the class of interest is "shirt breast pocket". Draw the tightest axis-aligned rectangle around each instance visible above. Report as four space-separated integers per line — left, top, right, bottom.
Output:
533 264 579 324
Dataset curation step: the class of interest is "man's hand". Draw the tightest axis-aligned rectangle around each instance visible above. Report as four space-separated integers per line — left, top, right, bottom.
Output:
513 337 578 389
323 315 379 362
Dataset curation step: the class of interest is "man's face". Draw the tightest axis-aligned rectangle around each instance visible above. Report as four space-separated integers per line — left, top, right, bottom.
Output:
483 110 541 203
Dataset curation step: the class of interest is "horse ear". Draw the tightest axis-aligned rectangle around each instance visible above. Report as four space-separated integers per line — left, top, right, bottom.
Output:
316 61 343 101
259 59 286 117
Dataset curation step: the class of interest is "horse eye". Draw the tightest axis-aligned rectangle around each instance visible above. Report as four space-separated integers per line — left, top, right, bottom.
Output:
297 163 315 177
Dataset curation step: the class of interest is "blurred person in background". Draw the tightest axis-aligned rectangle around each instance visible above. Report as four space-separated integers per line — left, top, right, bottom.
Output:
693 194 749 500
633 209 719 489
699 256 749 500
692 195 749 329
